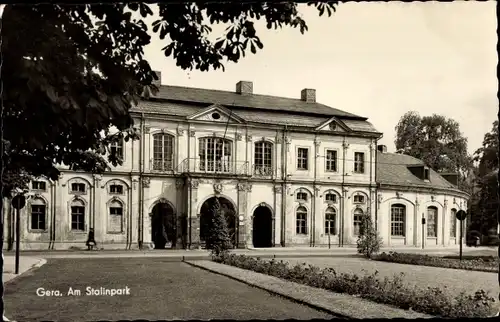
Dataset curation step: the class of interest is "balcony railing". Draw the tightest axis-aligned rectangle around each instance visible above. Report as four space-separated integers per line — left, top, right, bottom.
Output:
177 158 250 176
253 165 273 177
150 160 174 172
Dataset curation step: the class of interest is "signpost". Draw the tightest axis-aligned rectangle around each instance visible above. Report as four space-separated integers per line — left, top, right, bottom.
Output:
456 210 467 261
12 194 26 274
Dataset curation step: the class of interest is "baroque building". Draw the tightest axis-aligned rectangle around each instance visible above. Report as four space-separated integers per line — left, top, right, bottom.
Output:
3 74 469 250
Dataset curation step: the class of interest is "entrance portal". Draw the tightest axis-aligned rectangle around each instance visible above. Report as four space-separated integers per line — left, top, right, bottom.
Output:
252 205 273 248
151 201 176 249
199 196 236 248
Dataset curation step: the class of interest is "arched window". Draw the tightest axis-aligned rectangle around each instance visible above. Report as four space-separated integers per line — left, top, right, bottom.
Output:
71 199 85 231
199 137 232 172
450 209 457 238
254 141 273 176
153 133 174 171
391 204 406 237
31 198 46 230
353 209 364 235
109 200 124 233
296 206 307 235
427 206 438 237
325 207 336 235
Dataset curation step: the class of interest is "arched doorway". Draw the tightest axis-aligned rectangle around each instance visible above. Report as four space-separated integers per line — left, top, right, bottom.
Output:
252 205 273 248
199 196 236 248
151 201 176 249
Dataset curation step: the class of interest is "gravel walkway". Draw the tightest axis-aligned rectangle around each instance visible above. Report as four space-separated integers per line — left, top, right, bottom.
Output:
276 257 499 298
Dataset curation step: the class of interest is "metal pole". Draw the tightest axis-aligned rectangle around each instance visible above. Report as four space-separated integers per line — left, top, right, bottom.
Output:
459 220 463 261
421 214 425 250
15 207 20 274
328 231 331 249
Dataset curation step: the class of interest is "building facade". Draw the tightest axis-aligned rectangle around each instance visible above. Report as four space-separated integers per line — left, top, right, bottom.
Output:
2 76 469 250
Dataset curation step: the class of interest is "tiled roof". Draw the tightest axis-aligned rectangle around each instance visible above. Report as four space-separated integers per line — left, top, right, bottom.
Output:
148 85 366 119
377 152 465 193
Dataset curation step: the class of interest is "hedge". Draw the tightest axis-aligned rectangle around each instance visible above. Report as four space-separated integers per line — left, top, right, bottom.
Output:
213 253 496 318
372 252 499 273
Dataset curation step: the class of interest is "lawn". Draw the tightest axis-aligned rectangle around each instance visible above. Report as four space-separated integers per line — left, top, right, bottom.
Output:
4 258 335 321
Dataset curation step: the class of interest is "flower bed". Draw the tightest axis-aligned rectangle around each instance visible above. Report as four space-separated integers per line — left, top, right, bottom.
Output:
213 253 496 318
372 252 499 273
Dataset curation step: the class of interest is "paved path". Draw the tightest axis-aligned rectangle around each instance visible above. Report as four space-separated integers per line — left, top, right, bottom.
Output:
4 258 334 321
3 256 46 284
277 257 499 298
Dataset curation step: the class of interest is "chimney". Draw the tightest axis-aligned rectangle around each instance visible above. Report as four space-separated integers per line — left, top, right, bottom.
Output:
377 145 387 153
301 88 316 103
236 81 253 95
152 71 161 88
441 173 459 186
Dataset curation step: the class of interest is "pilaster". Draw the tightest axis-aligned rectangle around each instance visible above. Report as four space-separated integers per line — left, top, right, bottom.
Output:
273 185 282 246
414 197 421 247
442 199 448 246
130 177 139 247
93 174 103 242
175 178 185 248
142 177 151 247
237 182 251 248
188 178 200 249
313 186 322 246
143 126 151 172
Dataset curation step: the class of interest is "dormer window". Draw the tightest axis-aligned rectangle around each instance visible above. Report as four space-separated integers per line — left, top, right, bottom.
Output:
71 183 86 193
424 168 430 181
297 192 308 202
325 193 337 203
353 195 365 204
32 181 47 191
110 184 124 194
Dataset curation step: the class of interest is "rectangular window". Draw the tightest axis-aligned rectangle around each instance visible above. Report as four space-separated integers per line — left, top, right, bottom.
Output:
153 134 174 171
325 211 336 235
31 205 46 230
110 140 124 159
450 209 457 238
325 193 337 203
199 137 232 173
297 148 309 170
71 183 86 193
354 152 365 173
353 195 365 203
424 168 430 180
296 192 308 201
325 150 337 172
254 141 273 176
427 207 438 237
71 206 85 231
32 181 46 191
110 184 124 194
390 205 406 236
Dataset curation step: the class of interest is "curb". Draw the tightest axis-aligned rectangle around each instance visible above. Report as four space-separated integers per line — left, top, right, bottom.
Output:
4 258 47 285
184 260 350 319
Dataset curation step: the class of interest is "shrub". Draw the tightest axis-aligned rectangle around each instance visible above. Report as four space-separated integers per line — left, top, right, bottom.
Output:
373 252 499 273
356 214 383 258
213 254 497 318
205 197 233 258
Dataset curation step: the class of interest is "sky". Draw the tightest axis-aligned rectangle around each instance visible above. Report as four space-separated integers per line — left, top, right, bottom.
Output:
140 1 497 155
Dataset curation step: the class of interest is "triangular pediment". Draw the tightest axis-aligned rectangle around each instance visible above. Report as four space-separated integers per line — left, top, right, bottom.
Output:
315 117 350 132
186 104 245 123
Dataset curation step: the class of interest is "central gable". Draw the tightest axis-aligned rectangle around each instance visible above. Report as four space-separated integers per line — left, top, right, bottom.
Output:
315 116 351 132
186 104 245 124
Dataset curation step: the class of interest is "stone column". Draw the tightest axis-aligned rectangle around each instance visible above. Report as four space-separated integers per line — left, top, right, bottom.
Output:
188 178 200 249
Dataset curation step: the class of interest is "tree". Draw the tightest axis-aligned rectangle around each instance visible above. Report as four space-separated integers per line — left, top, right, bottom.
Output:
470 121 499 238
1 2 339 319
356 214 383 258
206 198 233 257
1 2 339 195
394 111 473 191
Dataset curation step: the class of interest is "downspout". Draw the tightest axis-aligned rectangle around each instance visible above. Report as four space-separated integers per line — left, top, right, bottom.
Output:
281 125 287 247
341 136 347 247
138 113 145 249
369 139 373 228
374 138 379 231
50 182 55 250
187 124 191 249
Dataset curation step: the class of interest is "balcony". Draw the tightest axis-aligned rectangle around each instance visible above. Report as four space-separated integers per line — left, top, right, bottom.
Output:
177 158 250 176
